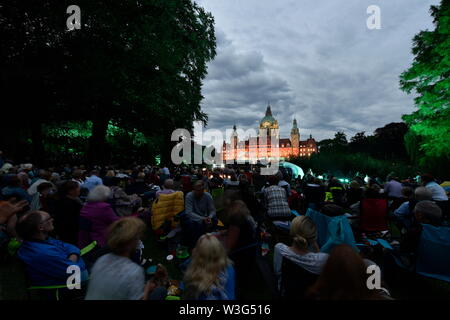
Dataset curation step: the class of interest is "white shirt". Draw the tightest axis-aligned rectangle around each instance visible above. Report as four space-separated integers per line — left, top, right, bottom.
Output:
273 243 329 289
425 182 448 201
85 253 145 300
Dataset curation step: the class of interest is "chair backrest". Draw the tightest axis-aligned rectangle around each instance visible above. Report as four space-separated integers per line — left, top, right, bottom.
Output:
360 198 388 232
306 208 358 253
280 257 318 299
416 224 450 282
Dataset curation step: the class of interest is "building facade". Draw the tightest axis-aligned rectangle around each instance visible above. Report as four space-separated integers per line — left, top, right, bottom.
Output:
222 104 318 162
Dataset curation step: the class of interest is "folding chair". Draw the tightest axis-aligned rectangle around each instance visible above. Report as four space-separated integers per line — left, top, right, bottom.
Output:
305 208 359 253
415 224 450 282
280 257 318 299
360 198 389 233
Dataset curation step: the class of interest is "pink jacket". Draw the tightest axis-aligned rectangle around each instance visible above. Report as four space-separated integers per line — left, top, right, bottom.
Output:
78 202 119 248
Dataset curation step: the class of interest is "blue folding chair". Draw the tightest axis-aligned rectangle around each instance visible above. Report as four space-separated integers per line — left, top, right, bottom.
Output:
415 224 450 282
305 208 359 253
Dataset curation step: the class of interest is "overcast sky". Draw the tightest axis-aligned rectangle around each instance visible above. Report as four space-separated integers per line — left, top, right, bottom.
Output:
193 0 439 147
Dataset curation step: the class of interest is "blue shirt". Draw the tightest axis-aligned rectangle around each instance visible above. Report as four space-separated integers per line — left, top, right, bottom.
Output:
425 182 448 201
394 201 411 217
17 238 88 286
199 264 236 300
1 186 32 202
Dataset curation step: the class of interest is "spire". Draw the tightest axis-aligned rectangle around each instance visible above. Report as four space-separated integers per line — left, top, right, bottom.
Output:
310 134 312 139
292 118 298 129
233 124 237 131
265 104 272 117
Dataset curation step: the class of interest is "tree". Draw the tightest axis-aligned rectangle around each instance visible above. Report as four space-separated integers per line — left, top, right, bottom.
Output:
0 0 216 166
318 132 348 154
373 122 408 160
400 0 450 159
349 132 370 154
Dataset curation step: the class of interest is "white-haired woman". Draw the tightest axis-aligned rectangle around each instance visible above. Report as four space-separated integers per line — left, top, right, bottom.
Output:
78 185 119 248
183 234 235 300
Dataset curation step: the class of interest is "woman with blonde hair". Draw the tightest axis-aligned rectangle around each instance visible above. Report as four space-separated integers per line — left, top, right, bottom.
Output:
273 215 328 291
183 234 235 300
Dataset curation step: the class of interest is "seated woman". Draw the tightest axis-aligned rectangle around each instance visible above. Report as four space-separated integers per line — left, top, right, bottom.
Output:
109 177 141 217
273 215 328 291
307 244 391 300
78 185 119 248
85 217 164 300
183 234 235 300
16 211 88 288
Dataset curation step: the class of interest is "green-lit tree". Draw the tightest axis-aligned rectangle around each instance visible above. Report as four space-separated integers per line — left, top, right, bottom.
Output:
0 0 216 166
400 0 450 159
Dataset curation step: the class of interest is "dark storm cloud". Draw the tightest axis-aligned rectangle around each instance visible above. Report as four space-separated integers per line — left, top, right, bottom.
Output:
195 0 440 144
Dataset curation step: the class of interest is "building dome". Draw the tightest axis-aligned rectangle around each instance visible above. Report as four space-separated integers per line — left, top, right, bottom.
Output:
260 105 278 129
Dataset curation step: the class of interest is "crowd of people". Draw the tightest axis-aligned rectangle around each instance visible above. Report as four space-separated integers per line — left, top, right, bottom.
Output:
0 154 449 300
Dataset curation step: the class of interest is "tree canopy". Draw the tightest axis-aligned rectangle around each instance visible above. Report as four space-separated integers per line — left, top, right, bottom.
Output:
0 0 216 166
400 0 450 159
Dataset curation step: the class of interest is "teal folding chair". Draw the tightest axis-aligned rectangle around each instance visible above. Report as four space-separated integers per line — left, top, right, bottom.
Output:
305 208 359 253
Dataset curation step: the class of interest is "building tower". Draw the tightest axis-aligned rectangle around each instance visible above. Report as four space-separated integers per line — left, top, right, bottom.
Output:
258 104 280 140
290 118 300 155
231 124 238 148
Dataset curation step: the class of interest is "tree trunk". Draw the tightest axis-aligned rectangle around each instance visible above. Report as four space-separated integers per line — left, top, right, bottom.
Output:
87 111 110 166
30 122 45 167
